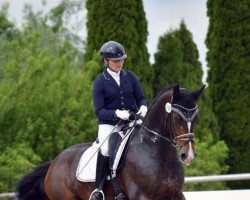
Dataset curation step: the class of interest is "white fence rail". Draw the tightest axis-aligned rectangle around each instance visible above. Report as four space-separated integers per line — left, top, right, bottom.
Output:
184 173 250 200
184 189 250 200
185 173 250 183
0 193 15 199
1 173 250 199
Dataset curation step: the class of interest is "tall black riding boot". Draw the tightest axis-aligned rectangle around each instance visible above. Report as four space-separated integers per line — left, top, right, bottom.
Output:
89 151 109 200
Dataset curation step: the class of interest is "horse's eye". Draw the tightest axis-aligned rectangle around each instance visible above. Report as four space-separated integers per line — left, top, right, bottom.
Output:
173 114 182 122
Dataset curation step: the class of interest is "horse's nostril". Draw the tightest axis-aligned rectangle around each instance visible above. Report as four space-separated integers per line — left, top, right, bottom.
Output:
181 153 187 161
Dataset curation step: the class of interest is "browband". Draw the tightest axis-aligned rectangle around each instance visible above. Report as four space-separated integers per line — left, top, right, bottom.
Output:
165 102 199 122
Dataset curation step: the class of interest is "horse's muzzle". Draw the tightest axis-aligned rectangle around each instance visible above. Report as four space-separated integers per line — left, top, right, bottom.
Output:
179 141 196 165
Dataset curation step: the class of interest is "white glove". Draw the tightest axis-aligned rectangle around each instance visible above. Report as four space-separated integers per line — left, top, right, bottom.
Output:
137 105 147 118
115 109 130 120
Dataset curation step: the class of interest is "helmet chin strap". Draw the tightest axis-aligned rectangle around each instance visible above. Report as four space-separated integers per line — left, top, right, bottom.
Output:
104 59 111 70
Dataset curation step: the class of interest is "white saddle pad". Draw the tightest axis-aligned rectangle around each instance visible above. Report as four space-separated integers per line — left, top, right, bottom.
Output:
76 128 133 182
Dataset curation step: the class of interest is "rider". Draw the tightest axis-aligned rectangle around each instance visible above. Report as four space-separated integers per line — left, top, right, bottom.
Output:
90 41 148 200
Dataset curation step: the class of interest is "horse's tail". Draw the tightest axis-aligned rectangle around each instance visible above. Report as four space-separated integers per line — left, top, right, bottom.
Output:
16 161 51 200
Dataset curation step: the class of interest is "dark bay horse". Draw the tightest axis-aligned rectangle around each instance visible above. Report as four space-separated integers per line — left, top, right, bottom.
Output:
16 84 205 200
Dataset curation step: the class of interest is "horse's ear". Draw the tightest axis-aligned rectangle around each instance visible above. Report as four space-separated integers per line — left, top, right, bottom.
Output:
173 84 180 100
191 85 206 101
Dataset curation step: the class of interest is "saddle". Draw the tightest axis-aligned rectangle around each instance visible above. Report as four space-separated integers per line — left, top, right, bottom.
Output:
76 126 134 182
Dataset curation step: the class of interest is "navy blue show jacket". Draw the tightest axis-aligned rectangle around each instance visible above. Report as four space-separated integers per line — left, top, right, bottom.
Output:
93 68 147 125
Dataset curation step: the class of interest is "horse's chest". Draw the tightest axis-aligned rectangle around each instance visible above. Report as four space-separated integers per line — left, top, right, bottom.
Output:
130 163 183 195
126 142 184 198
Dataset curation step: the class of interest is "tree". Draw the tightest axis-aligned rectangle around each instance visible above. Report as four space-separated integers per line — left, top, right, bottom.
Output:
176 21 203 88
153 21 228 190
206 0 250 188
0 2 16 38
0 0 100 191
0 143 41 192
0 3 20 81
153 21 203 92
0 1 96 161
84 0 154 99
153 29 183 92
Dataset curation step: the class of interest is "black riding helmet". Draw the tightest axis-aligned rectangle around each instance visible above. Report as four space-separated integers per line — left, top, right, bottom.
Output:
100 41 127 61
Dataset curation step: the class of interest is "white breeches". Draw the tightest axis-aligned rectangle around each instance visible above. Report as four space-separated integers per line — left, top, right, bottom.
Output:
98 124 124 157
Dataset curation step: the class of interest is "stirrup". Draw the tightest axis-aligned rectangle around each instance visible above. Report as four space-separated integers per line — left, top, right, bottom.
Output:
89 188 105 200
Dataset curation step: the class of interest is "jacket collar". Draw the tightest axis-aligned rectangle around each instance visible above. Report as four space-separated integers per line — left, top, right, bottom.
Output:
102 68 126 80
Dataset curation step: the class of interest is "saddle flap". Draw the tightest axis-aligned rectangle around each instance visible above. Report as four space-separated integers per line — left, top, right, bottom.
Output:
76 128 134 182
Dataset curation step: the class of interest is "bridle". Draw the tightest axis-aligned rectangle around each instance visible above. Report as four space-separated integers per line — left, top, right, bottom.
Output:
134 101 198 150
167 103 198 149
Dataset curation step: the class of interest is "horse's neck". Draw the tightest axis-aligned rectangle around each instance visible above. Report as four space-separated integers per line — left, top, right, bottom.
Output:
128 126 183 192
123 92 184 194
126 115 184 193
132 126 176 162
130 100 182 172
144 101 169 137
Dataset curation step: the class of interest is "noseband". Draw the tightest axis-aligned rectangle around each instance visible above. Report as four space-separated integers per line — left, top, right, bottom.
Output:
172 132 194 149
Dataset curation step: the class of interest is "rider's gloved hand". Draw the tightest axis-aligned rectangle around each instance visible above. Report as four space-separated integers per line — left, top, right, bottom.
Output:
137 105 147 118
115 109 130 120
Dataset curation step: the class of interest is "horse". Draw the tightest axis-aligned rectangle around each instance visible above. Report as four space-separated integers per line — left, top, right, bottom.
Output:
16 84 205 200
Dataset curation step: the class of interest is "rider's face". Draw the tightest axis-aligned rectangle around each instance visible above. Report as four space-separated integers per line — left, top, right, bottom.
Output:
105 59 124 73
